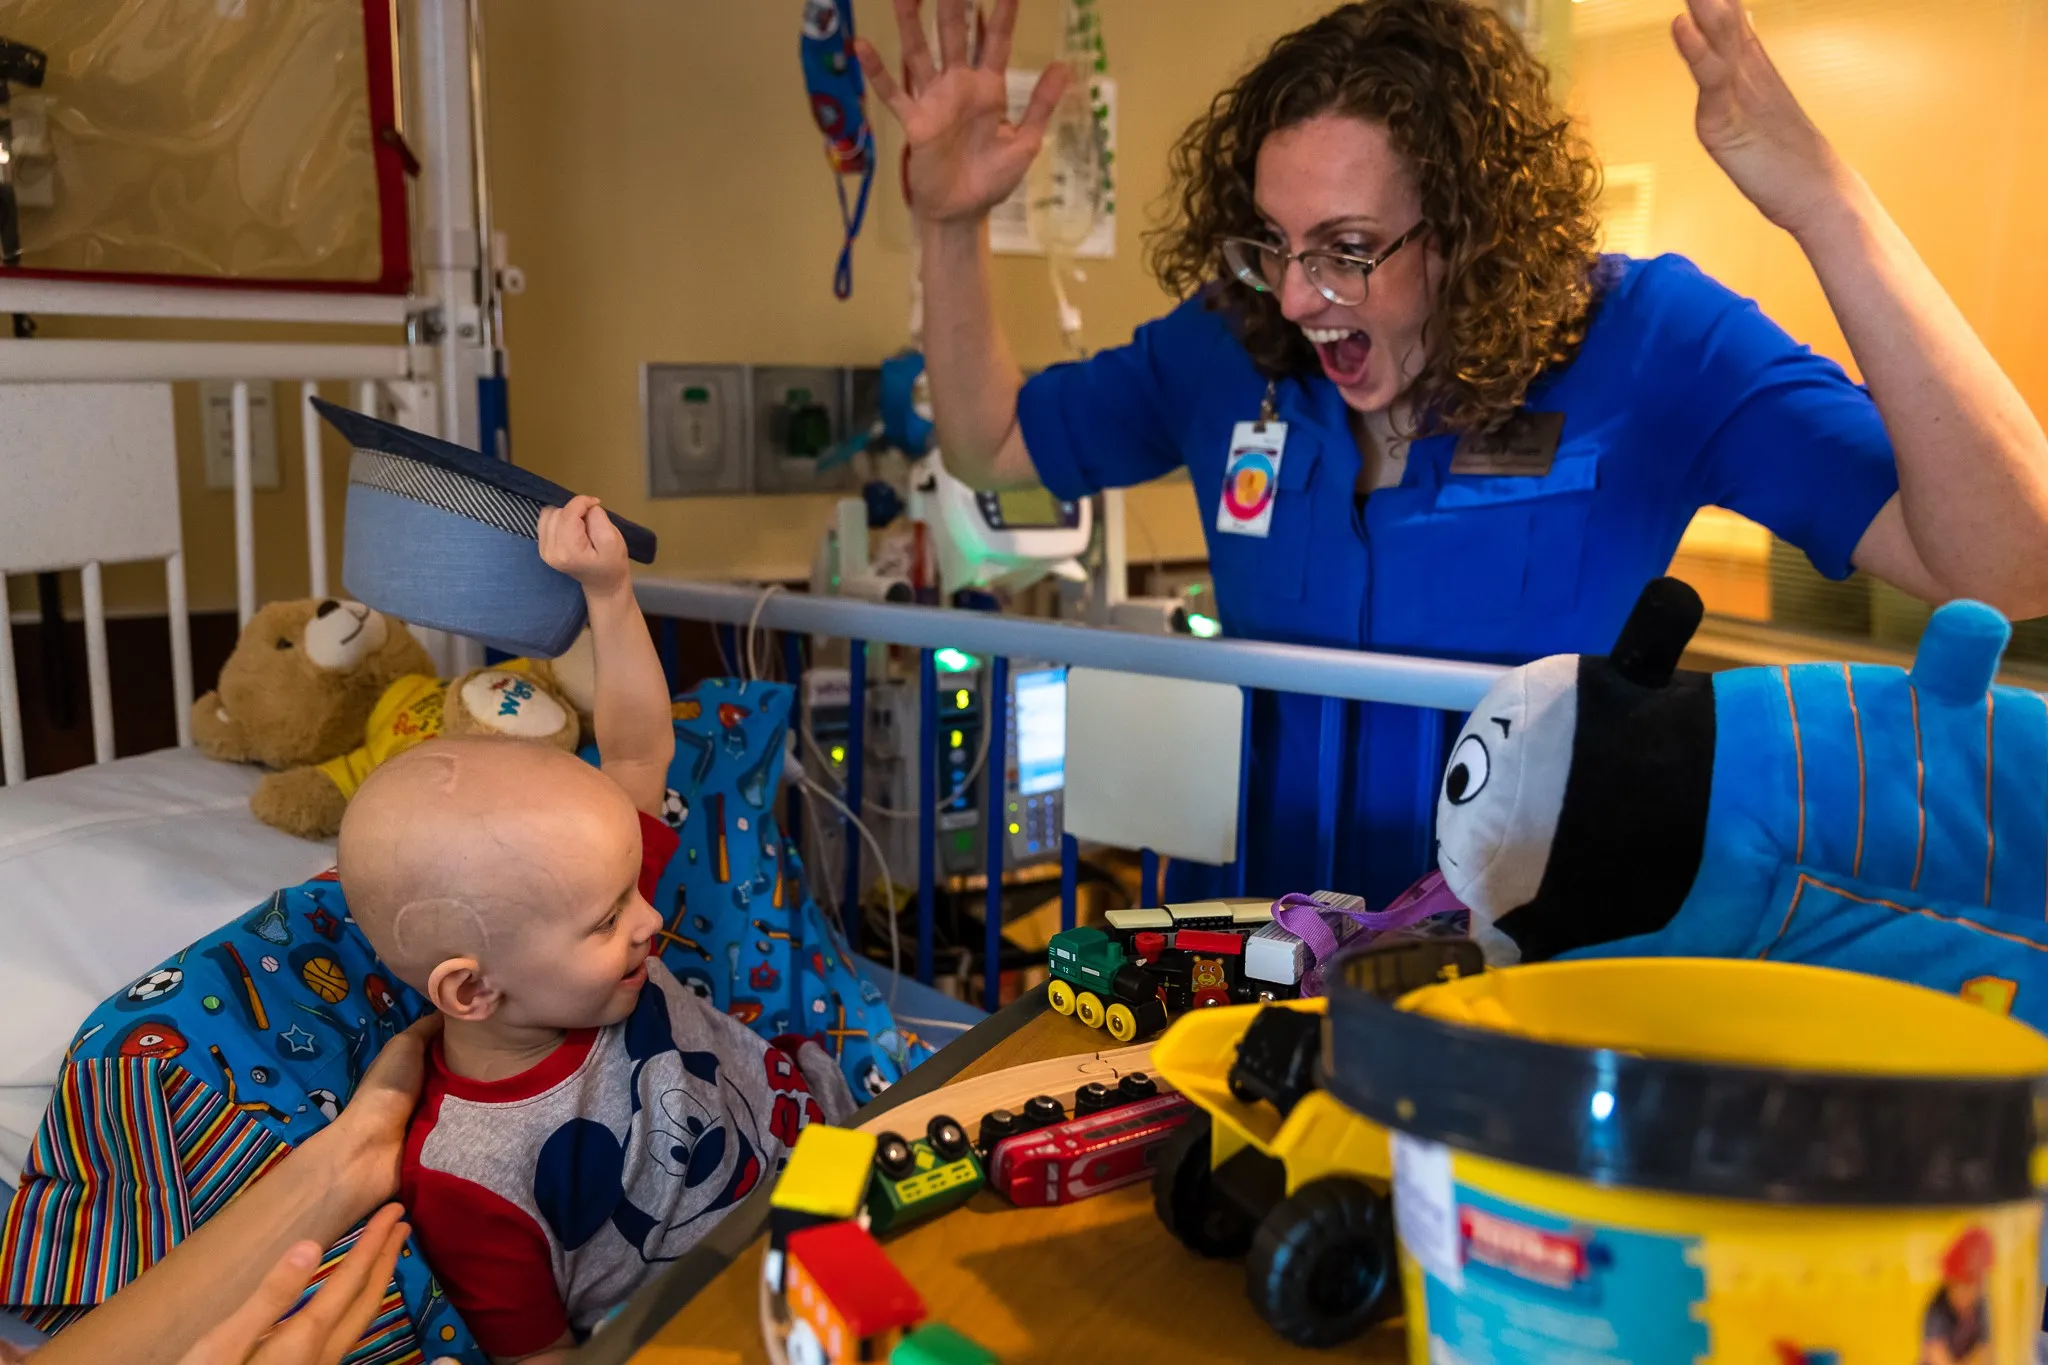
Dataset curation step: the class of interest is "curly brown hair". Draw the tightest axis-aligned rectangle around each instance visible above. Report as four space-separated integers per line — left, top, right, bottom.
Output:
1147 0 1604 435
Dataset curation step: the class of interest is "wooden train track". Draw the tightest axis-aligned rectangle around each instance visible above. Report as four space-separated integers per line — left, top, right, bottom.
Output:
760 1041 1169 1364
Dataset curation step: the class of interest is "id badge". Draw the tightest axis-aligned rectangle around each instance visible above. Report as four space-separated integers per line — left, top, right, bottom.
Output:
1217 420 1288 538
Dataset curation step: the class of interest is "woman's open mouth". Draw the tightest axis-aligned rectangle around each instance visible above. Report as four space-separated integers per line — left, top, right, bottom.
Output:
1303 326 1372 388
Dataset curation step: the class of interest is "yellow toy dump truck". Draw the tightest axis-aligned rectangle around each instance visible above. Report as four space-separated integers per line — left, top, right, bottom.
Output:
1147 939 1484 1348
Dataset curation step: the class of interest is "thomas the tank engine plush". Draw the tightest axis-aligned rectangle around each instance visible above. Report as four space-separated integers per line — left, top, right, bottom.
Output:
1436 577 2048 1028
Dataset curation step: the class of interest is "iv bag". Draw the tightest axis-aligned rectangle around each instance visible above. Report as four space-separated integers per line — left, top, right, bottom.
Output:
1024 55 1106 257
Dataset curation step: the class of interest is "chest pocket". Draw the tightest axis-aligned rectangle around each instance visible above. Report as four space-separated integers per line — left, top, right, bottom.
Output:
1206 433 1320 611
1416 445 1600 624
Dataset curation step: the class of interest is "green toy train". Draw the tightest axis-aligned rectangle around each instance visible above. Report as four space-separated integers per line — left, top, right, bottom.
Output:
1046 899 1307 1042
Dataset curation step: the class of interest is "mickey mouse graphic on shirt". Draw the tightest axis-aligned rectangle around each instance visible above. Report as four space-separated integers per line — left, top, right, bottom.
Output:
530 975 820 1266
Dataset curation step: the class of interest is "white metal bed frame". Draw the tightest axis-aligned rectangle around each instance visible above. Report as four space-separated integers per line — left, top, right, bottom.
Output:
0 0 499 788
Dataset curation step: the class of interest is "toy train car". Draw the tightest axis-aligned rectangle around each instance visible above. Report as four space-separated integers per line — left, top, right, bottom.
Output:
972 1072 1195 1206
783 1220 1000 1365
769 1125 880 1292
785 1219 928 1365
1046 899 1306 1042
867 1115 985 1234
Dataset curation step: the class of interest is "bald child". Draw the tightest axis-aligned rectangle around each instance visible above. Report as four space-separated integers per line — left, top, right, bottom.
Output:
340 502 852 1364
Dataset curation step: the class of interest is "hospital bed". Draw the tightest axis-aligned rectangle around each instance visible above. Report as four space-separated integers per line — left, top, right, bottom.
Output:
0 350 414 1193
0 0 491 1214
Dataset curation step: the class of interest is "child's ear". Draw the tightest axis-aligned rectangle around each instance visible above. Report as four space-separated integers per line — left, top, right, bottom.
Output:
426 958 500 1022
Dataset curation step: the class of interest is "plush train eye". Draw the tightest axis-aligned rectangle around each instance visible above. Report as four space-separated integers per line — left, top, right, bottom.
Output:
1445 734 1490 805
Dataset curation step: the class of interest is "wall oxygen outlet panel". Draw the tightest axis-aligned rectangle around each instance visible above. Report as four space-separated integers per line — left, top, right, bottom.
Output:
644 363 880 498
645 363 749 496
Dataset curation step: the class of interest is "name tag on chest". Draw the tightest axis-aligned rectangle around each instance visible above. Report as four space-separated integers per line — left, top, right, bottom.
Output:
1217 421 1287 538
1450 410 1565 477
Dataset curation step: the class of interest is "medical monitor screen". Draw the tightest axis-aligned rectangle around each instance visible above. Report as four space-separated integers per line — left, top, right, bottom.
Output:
1013 668 1067 797
994 487 1065 528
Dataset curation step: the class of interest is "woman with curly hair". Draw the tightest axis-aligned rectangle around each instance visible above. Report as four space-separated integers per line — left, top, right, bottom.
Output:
857 0 2048 904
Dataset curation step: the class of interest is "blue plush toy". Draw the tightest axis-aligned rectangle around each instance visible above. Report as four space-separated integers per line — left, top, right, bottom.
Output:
1435 577 2048 1029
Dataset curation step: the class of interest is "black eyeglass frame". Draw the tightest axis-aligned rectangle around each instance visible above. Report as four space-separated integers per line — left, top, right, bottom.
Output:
1218 220 1429 306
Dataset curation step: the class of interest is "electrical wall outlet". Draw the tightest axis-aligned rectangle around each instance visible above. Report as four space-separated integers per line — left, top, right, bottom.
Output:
646 363 749 497
201 380 280 490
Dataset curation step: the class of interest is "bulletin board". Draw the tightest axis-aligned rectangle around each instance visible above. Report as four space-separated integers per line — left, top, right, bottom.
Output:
0 0 410 293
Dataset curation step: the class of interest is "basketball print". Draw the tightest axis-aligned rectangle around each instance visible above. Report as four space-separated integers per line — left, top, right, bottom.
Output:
299 956 350 1004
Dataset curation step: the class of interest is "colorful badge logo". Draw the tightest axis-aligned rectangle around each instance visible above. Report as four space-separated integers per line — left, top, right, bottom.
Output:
1222 447 1278 522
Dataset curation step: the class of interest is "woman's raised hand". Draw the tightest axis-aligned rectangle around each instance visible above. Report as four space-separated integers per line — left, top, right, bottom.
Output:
854 0 1070 224
1673 0 1849 236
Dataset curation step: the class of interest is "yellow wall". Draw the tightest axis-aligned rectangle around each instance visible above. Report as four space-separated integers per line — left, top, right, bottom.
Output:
1567 0 2048 407
482 0 1337 582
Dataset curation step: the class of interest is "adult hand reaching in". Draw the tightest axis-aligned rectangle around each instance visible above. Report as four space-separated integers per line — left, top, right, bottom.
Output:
1673 0 1850 236
853 0 1070 224
327 1013 441 1205
173 1204 409 1365
19 1018 441 1365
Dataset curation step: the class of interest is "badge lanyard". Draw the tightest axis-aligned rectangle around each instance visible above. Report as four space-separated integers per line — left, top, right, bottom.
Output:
1217 380 1288 539
801 0 876 299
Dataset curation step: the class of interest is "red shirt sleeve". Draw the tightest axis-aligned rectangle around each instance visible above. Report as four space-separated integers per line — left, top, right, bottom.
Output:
637 810 679 903
402 1083 569 1358
404 1167 567 1358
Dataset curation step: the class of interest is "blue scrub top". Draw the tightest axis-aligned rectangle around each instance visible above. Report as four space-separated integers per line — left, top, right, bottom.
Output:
1016 254 1902 906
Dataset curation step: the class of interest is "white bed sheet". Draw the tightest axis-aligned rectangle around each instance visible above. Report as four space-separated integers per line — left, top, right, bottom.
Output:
0 748 336 1185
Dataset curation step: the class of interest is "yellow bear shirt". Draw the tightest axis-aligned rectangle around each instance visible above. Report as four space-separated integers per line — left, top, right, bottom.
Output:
317 673 448 799
316 661 564 800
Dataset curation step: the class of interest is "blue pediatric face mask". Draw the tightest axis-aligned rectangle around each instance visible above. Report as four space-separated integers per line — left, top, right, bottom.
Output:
800 0 875 299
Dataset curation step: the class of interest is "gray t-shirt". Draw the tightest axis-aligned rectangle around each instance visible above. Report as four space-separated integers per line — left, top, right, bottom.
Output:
399 960 856 1356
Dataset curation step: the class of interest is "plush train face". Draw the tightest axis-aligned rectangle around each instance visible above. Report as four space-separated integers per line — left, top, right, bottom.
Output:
1435 655 1579 963
1435 578 1717 965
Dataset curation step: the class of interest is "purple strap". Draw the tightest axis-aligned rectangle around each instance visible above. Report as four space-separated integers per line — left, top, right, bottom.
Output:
1270 872 1461 968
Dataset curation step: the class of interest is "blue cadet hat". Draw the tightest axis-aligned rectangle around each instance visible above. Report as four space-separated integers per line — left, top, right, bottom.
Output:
315 399 656 657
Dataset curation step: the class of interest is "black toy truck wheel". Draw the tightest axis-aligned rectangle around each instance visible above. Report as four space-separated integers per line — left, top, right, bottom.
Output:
1244 1178 1399 1348
1152 1110 1254 1259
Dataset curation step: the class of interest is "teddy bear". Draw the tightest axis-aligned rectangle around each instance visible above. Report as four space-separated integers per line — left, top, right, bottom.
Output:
191 597 593 839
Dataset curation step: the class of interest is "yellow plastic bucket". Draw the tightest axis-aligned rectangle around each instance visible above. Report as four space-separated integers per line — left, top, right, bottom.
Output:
1323 957 2048 1364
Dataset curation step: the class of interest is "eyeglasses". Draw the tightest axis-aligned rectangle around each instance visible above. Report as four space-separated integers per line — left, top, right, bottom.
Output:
1218 221 1428 307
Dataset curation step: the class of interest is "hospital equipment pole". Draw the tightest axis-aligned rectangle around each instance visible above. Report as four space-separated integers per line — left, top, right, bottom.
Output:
842 640 868 947
983 655 1009 1011
917 648 938 985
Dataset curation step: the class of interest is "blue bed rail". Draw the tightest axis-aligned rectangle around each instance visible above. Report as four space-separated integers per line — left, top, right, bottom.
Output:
637 578 1505 1012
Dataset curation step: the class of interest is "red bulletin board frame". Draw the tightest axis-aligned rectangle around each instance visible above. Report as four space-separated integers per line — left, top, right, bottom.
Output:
2 0 412 297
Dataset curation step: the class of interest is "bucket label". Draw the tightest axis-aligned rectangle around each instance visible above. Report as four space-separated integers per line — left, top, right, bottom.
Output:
1392 1134 1462 1291
1398 1180 1712 1364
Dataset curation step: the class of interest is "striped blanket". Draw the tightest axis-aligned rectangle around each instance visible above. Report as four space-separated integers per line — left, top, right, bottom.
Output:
0 873 483 1363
